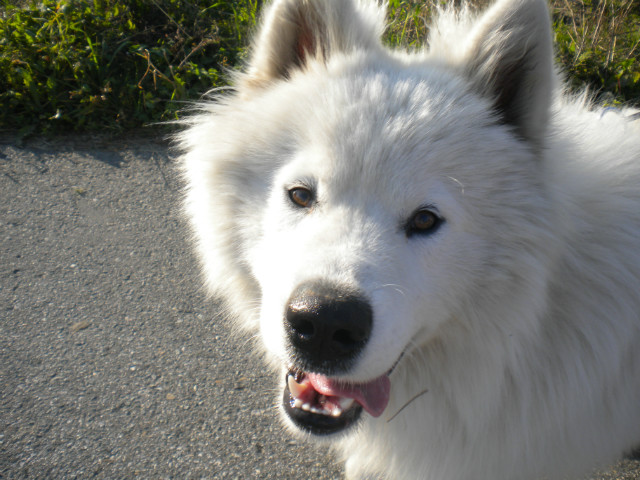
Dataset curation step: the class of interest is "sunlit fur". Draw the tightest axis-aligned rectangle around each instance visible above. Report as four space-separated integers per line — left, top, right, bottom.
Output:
178 0 640 478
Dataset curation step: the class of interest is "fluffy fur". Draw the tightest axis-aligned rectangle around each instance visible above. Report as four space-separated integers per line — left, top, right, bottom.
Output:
178 0 640 478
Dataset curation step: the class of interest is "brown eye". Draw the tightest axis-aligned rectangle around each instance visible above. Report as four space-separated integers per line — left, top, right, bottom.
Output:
406 209 442 237
413 211 436 230
289 187 313 208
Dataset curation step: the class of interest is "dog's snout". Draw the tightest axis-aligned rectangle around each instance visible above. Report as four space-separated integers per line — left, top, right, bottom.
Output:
285 282 372 373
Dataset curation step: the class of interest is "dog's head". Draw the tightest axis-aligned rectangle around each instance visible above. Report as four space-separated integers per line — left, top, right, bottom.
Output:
181 0 556 437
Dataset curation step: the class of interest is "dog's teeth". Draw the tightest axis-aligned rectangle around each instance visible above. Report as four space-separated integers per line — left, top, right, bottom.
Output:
292 398 303 409
339 398 355 410
287 374 307 398
331 407 342 417
301 402 311 412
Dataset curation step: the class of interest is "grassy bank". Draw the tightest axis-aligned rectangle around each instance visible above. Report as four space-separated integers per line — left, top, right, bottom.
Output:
1 0 639 134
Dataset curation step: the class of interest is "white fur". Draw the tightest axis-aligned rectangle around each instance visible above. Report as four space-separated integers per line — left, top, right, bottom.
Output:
178 0 640 478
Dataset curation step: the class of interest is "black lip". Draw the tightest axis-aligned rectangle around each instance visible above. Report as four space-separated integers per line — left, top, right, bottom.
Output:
282 378 363 435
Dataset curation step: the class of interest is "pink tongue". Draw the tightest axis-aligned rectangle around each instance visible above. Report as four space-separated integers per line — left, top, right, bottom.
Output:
307 373 391 417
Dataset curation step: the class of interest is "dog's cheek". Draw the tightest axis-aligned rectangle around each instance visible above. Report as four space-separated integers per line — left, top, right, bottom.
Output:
248 233 302 362
364 237 473 362
258 294 288 362
253 270 290 361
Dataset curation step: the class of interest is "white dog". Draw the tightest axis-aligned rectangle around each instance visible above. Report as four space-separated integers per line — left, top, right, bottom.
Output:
178 0 640 477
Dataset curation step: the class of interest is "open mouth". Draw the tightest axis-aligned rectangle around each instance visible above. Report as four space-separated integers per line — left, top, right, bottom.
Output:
282 367 391 435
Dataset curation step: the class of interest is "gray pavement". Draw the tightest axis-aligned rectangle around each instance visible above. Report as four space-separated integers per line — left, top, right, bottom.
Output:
0 136 638 479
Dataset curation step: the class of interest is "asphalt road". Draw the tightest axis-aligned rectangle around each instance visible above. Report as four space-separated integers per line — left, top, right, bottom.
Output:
1 135 638 479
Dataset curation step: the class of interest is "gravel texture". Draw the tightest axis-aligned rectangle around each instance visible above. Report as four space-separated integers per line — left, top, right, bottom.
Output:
0 135 638 479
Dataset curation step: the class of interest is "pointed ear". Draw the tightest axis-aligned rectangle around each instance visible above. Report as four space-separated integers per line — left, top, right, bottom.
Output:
463 0 554 148
242 0 385 88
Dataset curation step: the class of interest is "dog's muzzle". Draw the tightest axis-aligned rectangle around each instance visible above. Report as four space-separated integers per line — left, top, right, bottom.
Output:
281 282 390 435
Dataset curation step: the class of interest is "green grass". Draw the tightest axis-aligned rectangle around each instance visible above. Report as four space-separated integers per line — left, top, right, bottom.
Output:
553 0 640 103
0 0 258 134
1 0 638 135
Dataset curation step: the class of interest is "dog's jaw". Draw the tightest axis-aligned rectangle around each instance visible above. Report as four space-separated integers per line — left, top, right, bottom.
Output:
282 368 391 435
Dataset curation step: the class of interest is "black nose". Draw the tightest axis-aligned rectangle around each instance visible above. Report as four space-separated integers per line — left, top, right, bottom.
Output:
285 282 373 374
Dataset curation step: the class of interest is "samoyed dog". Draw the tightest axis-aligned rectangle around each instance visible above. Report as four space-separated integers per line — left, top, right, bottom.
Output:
179 0 640 477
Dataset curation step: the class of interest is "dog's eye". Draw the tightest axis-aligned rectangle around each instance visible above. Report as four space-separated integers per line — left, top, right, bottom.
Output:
406 209 442 237
288 187 313 208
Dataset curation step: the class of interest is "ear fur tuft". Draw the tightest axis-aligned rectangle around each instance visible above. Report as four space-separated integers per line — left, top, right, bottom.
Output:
463 0 554 148
241 0 385 88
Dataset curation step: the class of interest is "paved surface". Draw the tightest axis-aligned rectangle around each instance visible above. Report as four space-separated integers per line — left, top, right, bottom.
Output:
0 136 638 479
0 136 342 479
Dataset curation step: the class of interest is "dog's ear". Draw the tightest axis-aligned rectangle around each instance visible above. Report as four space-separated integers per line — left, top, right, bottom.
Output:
463 0 554 149
242 0 385 88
